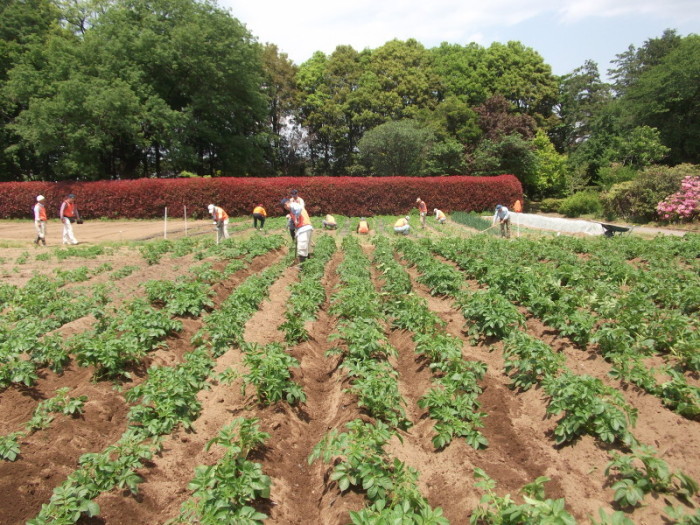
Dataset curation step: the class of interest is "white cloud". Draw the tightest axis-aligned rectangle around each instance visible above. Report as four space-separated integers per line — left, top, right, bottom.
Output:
219 0 700 66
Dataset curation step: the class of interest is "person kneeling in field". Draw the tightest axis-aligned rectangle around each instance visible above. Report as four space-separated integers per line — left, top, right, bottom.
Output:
434 208 447 225
394 216 410 235
356 218 369 234
322 214 337 229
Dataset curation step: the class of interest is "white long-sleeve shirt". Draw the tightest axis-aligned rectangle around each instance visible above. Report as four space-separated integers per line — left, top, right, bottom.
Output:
493 206 510 223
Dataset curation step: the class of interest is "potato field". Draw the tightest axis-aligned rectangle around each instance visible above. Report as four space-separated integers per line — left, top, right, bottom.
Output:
0 215 698 525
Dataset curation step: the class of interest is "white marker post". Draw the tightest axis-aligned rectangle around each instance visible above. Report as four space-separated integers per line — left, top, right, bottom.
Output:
164 207 168 239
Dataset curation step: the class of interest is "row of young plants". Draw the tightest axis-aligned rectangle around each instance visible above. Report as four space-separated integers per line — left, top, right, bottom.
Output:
0 275 110 390
28 248 289 524
0 387 87 461
394 236 699 521
308 236 450 522
0 234 220 390
328 235 409 429
502 330 698 518
279 234 337 343
372 235 489 450
429 235 699 419
394 237 641 448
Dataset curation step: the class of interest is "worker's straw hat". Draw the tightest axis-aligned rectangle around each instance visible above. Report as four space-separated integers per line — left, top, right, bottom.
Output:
37 195 45 201
207 204 214 211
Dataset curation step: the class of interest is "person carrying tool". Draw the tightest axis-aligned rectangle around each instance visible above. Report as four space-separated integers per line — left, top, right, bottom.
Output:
493 204 511 238
356 218 369 234
59 193 81 245
208 204 230 242
252 203 267 230
434 208 446 225
33 195 47 245
394 216 410 235
416 198 428 228
281 198 313 265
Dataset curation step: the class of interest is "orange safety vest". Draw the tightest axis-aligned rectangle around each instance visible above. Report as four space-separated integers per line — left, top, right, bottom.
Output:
418 201 427 213
513 199 522 213
213 206 228 221
357 220 369 233
35 203 47 221
293 208 311 229
62 200 76 218
253 206 266 216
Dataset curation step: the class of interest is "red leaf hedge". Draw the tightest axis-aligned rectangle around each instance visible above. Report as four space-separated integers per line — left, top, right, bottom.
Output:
0 175 522 220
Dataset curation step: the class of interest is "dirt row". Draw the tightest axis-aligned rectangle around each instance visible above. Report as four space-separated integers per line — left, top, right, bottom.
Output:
0 236 698 524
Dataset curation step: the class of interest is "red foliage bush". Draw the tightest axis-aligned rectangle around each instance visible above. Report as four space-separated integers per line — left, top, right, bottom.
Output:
0 175 522 219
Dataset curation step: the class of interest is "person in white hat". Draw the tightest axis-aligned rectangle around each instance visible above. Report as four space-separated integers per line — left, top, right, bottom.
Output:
208 204 229 243
33 195 47 245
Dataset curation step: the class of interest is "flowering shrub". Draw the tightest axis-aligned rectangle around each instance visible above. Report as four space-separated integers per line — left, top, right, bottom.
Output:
657 176 700 222
0 175 522 219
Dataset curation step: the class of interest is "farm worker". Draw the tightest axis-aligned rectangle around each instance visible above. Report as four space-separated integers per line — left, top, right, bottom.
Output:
59 193 81 245
416 198 428 228
33 195 47 246
434 208 447 225
394 216 410 235
252 204 267 230
493 204 511 238
208 204 229 242
289 189 305 210
357 218 369 234
322 214 337 230
513 199 523 213
281 198 313 264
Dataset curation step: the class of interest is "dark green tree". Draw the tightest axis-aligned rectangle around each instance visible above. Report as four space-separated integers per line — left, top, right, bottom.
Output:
553 60 612 153
620 34 700 164
357 119 434 176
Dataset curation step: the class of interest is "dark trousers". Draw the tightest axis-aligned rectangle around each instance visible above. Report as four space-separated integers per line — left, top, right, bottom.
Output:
253 213 265 229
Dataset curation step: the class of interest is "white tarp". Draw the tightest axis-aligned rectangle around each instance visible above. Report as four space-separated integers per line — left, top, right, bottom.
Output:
510 213 604 236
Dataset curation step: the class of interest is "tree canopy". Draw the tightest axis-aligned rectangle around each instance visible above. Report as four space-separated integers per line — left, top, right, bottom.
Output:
0 0 697 206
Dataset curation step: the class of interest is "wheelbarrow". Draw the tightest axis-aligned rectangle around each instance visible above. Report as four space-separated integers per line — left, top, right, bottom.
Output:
600 223 632 237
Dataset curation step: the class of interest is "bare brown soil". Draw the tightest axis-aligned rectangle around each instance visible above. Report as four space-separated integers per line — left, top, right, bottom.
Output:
0 225 697 525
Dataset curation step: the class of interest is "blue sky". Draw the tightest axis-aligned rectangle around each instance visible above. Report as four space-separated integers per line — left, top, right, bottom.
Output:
218 0 700 79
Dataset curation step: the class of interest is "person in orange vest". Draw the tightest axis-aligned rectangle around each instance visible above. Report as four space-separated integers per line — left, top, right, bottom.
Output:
513 199 523 213
33 195 47 245
394 216 410 235
208 204 229 242
356 217 369 234
416 198 428 228
252 203 267 230
59 193 81 245
433 208 447 225
281 198 313 265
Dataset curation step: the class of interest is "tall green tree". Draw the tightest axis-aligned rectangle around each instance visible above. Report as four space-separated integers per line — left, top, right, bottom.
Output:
261 43 300 175
483 41 558 123
0 0 62 179
5 0 268 179
620 35 700 164
608 29 682 97
553 60 612 154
